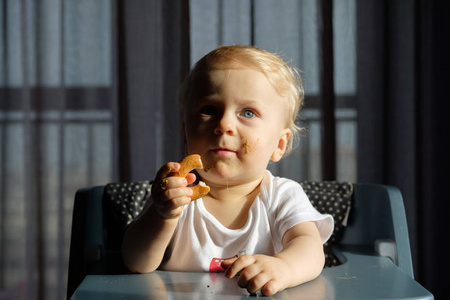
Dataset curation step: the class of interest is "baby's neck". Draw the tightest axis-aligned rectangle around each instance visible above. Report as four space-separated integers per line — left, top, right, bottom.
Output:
202 177 263 229
206 177 263 204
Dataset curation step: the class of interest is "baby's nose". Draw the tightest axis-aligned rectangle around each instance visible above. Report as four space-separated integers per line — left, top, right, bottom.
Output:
214 126 235 135
214 115 236 135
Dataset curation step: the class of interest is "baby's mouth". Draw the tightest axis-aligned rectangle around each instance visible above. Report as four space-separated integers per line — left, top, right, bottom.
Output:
211 148 236 157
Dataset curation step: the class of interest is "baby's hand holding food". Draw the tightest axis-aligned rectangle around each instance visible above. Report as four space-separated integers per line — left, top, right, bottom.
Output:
151 162 194 219
173 154 210 200
151 155 210 219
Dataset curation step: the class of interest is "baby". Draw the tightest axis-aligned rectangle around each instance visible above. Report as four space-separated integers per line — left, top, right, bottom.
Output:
122 45 333 296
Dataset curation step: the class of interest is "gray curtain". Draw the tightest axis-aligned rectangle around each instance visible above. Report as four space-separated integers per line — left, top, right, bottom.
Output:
0 0 188 299
357 0 449 298
116 0 189 182
1 1 114 299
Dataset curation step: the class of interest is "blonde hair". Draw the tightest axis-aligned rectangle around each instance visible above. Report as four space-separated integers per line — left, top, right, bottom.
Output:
179 45 304 155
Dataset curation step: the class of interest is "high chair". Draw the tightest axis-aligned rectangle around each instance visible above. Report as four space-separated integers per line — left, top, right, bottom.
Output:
67 181 433 299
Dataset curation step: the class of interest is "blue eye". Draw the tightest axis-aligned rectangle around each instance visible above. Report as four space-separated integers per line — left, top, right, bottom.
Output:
241 110 255 119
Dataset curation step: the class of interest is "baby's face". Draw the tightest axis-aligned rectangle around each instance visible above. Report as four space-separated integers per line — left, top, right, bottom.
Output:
183 67 290 187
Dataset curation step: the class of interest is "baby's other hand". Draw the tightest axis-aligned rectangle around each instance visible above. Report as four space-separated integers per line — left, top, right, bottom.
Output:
151 162 196 219
222 255 291 296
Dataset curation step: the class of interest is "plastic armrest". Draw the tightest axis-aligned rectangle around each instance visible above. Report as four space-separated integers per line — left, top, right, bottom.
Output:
385 185 414 278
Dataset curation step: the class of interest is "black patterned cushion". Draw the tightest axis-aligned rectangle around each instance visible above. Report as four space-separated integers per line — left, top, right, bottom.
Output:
105 180 353 268
104 181 152 228
300 181 353 267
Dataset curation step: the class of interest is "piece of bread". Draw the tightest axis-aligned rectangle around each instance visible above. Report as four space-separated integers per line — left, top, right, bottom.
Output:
173 154 210 200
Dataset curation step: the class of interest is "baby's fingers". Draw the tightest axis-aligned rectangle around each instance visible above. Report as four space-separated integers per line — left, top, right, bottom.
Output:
153 177 187 197
221 257 237 273
154 162 180 182
260 280 282 296
152 187 193 219
224 255 254 279
152 163 185 195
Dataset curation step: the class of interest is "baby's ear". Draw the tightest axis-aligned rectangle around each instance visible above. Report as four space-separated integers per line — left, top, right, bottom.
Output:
271 128 291 162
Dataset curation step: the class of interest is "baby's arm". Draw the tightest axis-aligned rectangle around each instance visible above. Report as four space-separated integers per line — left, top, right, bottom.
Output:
121 162 195 273
222 221 324 296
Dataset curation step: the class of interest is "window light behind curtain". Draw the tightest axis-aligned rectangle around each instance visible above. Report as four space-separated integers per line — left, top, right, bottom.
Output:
190 0 357 182
1 1 113 299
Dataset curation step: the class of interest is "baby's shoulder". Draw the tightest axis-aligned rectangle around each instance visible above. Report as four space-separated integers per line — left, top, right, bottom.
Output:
262 170 304 193
259 171 307 207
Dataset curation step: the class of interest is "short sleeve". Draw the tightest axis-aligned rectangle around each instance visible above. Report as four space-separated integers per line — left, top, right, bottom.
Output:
262 172 334 250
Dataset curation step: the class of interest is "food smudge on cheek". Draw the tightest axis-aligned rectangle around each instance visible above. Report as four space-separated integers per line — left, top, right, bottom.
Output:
243 140 250 154
241 138 260 154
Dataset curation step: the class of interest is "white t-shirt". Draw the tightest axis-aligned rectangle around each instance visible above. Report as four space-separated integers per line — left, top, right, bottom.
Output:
159 170 334 272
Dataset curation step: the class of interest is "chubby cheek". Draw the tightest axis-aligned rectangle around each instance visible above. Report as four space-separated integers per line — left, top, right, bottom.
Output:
240 134 281 163
185 136 204 155
184 122 205 150
240 137 260 155
240 136 275 164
